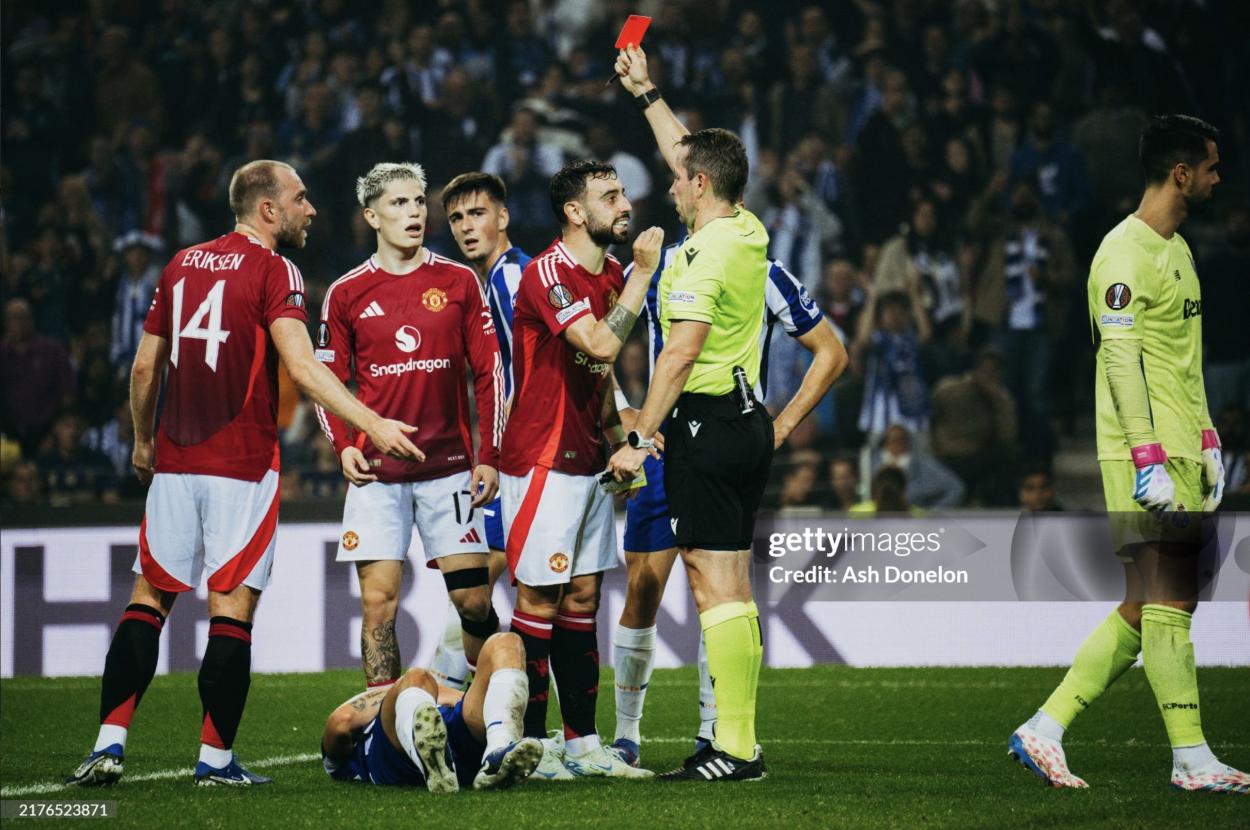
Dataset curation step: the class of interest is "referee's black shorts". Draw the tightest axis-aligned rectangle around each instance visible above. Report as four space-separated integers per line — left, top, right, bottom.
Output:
663 391 774 551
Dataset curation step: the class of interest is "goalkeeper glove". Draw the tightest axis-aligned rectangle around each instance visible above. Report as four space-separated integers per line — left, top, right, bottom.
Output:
1200 429 1224 512
1131 443 1174 512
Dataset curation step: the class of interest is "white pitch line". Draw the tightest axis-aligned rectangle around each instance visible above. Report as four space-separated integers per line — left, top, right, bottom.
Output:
8 739 1250 797
1 753 319 798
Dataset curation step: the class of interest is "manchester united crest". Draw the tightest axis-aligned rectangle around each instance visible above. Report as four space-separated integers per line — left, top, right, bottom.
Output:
342 531 359 551
548 552 569 573
423 287 448 312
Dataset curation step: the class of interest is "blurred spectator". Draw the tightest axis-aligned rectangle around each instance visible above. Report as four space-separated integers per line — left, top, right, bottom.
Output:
854 285 930 438
828 454 860 511
0 298 77 456
820 258 866 335
1017 463 1062 512
1201 202 1250 418
974 178 1076 461
1072 82 1149 223
117 119 173 237
380 24 453 117
483 107 564 180
875 198 970 380
864 423 964 510
586 123 651 213
84 399 135 483
617 340 649 409
94 26 160 135
854 68 912 243
1215 405 1250 506
1009 101 1089 231
421 69 496 185
4 461 44 507
3 63 64 241
763 154 843 293
37 410 120 506
931 345 1019 506
768 44 843 157
849 465 913 516
777 449 823 513
109 231 163 377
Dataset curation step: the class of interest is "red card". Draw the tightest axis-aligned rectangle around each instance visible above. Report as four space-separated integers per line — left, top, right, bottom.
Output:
614 15 652 49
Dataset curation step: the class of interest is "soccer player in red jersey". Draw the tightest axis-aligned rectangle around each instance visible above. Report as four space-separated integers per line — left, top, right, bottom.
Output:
65 160 422 788
315 163 506 691
500 160 663 779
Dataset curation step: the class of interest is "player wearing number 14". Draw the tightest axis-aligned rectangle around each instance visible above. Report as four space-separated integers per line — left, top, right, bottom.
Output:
66 160 422 788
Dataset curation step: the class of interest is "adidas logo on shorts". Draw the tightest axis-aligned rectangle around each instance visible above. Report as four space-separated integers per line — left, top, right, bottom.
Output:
459 528 482 545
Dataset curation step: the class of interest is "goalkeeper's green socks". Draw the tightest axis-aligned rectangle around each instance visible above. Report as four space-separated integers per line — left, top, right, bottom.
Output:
1140 604 1206 748
700 600 763 760
1040 609 1141 731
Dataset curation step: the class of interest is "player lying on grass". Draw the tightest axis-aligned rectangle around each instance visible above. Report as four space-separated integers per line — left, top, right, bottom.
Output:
321 633 542 792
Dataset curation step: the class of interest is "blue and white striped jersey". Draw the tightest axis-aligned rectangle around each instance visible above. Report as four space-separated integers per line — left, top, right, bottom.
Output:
484 245 531 398
625 242 825 401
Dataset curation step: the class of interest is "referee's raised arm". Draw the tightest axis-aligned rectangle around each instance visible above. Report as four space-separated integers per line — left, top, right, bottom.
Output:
607 44 774 782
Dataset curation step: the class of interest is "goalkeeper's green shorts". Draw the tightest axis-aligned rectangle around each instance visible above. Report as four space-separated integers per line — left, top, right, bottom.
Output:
1100 458 1204 558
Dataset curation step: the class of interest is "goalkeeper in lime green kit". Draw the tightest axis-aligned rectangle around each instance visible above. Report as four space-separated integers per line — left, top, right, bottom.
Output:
1008 115 1247 795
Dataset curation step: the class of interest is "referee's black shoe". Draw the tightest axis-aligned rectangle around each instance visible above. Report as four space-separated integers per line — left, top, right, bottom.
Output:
658 745 766 782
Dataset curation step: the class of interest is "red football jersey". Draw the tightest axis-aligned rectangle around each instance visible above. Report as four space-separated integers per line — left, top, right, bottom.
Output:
315 249 504 483
142 232 307 481
501 240 624 477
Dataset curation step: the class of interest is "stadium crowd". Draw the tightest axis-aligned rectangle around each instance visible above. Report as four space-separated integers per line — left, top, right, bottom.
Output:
3 0 1249 511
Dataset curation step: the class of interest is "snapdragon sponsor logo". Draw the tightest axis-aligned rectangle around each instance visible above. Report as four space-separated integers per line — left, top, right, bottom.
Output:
574 351 611 376
370 357 451 377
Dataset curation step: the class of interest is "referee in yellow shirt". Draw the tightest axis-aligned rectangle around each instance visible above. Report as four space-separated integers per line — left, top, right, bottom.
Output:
608 44 771 782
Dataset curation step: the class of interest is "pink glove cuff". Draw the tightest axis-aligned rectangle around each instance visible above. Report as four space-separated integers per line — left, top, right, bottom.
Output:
1131 443 1167 468
1201 429 1221 451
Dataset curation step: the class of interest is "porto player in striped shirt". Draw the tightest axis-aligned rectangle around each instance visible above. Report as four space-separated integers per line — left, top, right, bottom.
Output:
316 163 506 691
66 160 421 788
429 172 531 689
500 160 662 779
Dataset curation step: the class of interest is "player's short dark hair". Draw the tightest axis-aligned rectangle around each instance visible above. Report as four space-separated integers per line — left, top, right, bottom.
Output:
1139 114 1220 185
549 159 618 226
877 290 911 315
228 160 294 220
677 128 749 203
442 172 508 212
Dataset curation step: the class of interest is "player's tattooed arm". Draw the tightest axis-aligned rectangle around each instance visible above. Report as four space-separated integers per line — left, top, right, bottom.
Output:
322 687 388 759
361 619 401 687
604 303 638 344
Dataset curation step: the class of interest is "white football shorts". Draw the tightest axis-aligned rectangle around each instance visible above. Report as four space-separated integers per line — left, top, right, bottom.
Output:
501 466 618 586
335 470 490 563
134 469 280 593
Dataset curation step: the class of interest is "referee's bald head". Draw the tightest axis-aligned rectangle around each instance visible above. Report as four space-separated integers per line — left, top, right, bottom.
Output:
677 128 749 204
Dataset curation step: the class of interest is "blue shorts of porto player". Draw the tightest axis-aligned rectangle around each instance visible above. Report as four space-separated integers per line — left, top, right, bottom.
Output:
623 454 673 553
322 635 542 792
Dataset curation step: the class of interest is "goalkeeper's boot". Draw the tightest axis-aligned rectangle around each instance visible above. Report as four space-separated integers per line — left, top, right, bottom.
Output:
473 737 543 790
1171 760 1250 794
608 737 640 767
193 756 272 786
65 745 124 787
528 735 575 781
407 699 458 793
658 744 765 782
564 742 654 779
1007 728 1088 788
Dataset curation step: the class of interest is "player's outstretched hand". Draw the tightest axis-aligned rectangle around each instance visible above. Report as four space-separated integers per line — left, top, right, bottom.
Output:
132 440 155 486
340 446 378 486
615 44 652 96
471 465 499 507
631 227 665 277
367 419 425 463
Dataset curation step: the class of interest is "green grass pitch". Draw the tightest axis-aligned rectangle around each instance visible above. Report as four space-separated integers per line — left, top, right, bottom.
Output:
2 666 1247 828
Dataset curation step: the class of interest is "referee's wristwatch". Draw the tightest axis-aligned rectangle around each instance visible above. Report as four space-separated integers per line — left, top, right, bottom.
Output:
627 430 655 450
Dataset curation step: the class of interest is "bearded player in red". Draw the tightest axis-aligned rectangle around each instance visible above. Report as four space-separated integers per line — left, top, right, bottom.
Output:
501 160 662 779
66 160 422 788
316 162 506 692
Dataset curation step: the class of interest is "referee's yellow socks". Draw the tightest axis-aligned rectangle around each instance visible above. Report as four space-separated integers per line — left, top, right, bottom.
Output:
1041 609 1140 728
1141 604 1205 748
700 601 763 760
